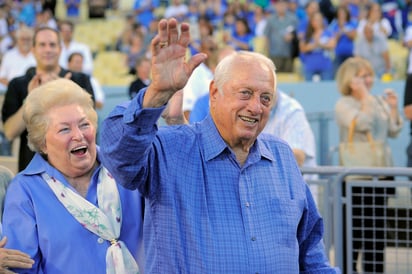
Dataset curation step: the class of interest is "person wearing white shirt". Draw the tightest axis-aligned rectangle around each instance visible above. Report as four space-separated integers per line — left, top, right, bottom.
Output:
58 20 94 75
0 26 36 90
164 0 189 21
357 3 392 39
182 37 217 119
68 52 104 109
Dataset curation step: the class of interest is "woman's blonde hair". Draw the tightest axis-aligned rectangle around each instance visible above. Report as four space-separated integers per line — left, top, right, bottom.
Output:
23 78 97 153
336 57 375 96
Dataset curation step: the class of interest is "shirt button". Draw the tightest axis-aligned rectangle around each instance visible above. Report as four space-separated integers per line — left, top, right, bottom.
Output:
97 237 104 244
251 236 256 241
246 202 250 207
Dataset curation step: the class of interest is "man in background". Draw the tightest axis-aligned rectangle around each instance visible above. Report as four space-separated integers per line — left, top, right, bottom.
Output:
1 27 94 171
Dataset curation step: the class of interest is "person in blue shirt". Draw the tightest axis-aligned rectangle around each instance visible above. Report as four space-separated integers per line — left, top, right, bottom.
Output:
0 165 34 272
329 5 357 75
2 79 144 273
299 11 336 81
223 17 254 51
133 0 160 31
99 17 340 274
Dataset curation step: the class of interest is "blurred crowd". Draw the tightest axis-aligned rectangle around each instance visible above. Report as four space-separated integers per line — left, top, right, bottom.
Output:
0 0 412 84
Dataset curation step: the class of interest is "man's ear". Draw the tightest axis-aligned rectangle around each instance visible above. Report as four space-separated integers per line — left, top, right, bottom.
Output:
209 80 218 103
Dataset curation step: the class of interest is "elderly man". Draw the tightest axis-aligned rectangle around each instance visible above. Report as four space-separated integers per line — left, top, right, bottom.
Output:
100 18 339 273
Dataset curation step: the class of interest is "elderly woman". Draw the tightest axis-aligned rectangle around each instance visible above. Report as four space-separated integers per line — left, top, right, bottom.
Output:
2 79 144 273
335 57 403 274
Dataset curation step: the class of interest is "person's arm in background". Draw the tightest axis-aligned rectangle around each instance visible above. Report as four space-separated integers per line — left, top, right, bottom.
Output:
0 237 34 273
161 89 187 125
381 49 392 75
3 72 73 141
2 77 32 141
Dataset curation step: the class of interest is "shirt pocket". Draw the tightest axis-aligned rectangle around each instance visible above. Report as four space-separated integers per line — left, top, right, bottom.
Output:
268 198 303 247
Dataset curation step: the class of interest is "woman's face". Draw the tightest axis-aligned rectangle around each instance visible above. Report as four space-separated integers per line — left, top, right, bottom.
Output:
357 67 374 90
43 104 97 178
311 13 324 29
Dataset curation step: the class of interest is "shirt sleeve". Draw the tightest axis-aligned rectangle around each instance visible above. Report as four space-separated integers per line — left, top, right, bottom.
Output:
3 178 42 273
99 89 165 193
298 186 341 274
277 108 316 159
1 78 25 123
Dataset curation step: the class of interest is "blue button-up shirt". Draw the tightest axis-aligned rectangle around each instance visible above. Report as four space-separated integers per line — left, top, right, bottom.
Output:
100 90 340 274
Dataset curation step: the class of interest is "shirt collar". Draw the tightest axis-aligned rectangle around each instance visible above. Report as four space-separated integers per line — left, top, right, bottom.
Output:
199 115 274 164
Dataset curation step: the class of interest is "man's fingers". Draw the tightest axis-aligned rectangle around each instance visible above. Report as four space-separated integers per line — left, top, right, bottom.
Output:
178 22 191 46
168 18 179 44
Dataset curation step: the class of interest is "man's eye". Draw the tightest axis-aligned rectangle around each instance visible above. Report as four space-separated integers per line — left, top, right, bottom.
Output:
238 90 252 99
261 95 272 106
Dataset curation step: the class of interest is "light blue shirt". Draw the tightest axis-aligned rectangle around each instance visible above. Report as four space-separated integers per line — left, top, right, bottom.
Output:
264 91 317 172
2 152 144 273
99 90 340 273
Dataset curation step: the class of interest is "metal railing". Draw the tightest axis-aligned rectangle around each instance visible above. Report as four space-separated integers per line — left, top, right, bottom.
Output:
302 166 412 274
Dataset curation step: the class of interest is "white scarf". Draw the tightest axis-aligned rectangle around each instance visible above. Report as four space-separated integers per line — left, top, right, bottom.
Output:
42 167 139 274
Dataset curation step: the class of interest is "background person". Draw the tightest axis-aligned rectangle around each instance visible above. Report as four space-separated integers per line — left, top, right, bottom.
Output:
299 11 336 81
67 52 105 109
99 17 338 273
58 20 94 75
128 56 151 99
262 90 319 202
335 57 403 273
2 78 144 273
0 26 35 89
1 27 95 172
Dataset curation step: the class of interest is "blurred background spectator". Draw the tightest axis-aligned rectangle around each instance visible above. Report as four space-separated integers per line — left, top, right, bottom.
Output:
354 22 392 78
0 26 35 90
299 11 336 81
58 20 94 75
68 52 105 109
329 4 357 74
264 0 297 72
128 56 151 99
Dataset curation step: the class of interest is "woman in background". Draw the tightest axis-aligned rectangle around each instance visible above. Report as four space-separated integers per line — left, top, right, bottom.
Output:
335 57 402 273
299 11 336 81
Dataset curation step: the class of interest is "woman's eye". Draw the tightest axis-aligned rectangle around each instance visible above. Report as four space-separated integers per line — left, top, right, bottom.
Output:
80 122 90 128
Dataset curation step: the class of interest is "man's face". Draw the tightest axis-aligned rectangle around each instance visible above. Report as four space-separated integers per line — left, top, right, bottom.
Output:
17 32 33 54
68 54 83 72
32 29 61 71
59 23 73 43
210 58 276 150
